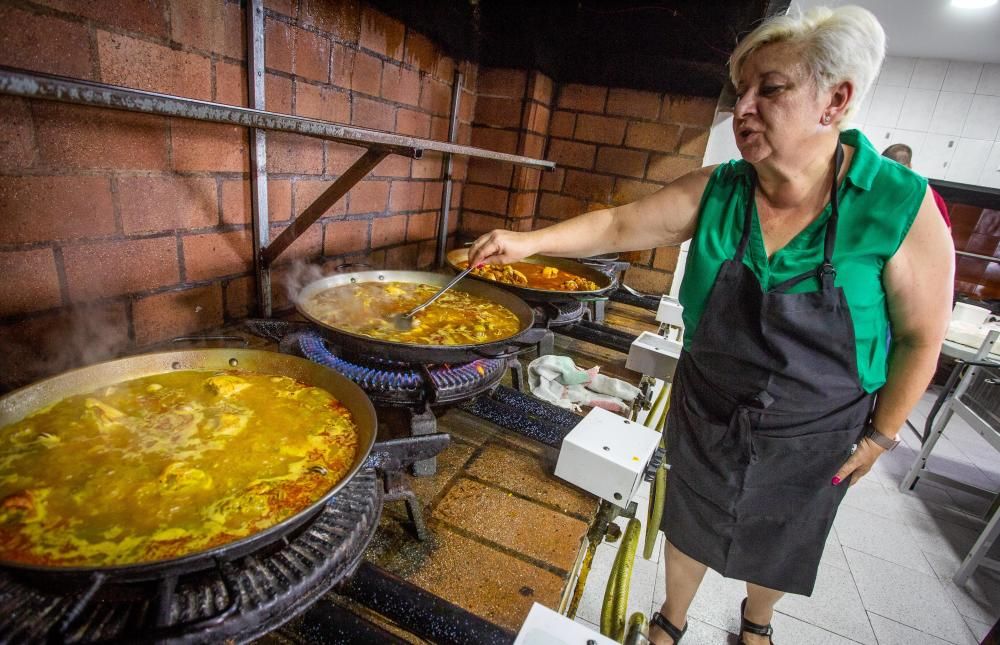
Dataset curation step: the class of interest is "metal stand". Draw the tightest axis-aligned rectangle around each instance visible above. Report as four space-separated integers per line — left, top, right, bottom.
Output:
899 331 1000 586
409 404 439 477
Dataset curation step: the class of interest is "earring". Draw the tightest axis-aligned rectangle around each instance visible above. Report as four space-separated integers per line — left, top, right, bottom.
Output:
822 114 831 125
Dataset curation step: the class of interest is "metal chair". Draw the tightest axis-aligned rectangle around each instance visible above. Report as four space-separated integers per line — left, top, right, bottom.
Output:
900 330 1000 587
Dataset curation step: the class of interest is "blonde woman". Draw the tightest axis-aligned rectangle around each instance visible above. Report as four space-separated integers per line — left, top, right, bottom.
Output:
469 6 953 644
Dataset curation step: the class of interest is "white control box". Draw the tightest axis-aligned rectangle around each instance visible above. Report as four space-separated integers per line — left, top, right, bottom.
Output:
514 603 618 645
626 331 683 381
656 295 684 327
555 407 661 505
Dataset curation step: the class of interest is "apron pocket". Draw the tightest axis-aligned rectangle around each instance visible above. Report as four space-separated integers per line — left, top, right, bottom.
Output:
739 423 863 519
667 394 744 511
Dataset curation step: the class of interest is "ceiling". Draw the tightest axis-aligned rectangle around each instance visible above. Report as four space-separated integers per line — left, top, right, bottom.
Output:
367 0 778 97
793 0 1000 63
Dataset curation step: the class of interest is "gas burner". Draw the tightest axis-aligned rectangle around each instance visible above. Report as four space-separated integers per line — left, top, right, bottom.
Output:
534 300 589 328
0 471 382 644
296 332 507 407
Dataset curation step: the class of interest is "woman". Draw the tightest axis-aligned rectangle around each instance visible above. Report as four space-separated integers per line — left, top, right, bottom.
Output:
468 6 953 645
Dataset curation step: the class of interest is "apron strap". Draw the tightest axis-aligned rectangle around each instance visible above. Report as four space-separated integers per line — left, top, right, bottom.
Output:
734 165 757 264
767 141 845 294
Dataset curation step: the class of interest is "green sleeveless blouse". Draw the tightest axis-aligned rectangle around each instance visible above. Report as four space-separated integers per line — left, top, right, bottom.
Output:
679 129 926 393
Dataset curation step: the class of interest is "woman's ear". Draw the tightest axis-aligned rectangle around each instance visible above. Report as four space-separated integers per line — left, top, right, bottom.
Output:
826 80 854 123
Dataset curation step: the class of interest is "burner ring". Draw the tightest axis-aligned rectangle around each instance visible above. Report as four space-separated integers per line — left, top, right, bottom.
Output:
297 333 507 406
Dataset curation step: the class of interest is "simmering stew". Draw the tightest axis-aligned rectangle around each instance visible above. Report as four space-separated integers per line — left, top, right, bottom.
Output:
461 261 600 291
0 370 359 567
305 281 521 345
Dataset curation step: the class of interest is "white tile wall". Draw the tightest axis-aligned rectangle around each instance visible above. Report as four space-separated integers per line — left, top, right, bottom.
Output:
896 88 938 131
946 138 993 184
910 59 949 91
878 56 916 87
867 85 907 127
978 63 1000 96
854 55 1000 186
929 92 973 136
943 61 984 94
962 95 1000 140
980 143 1000 189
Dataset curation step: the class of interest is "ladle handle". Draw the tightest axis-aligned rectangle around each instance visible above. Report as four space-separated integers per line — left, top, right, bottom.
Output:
403 264 476 318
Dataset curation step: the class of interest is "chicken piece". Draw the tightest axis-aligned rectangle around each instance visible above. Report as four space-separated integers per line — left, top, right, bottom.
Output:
204 374 252 397
561 279 580 291
541 266 559 279
158 462 213 492
511 269 528 285
84 398 124 419
1 490 35 513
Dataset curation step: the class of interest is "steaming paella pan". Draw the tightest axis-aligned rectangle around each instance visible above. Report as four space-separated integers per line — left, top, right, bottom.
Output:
0 349 376 581
295 270 538 363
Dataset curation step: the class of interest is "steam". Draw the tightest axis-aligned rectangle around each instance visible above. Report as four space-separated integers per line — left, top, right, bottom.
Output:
0 302 130 393
280 260 327 307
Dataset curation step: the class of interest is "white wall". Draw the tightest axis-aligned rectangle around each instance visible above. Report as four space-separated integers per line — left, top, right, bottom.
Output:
851 57 1000 188
668 103 737 299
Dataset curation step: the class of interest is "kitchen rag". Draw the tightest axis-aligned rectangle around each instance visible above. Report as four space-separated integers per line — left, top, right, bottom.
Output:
527 354 640 414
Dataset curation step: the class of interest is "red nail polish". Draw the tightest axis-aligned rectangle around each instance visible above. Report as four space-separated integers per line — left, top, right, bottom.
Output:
476 263 485 268
831 476 841 486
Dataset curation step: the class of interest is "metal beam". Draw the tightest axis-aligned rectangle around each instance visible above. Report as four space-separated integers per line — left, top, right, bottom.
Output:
246 0 271 316
262 149 389 266
0 65 556 170
436 70 464 268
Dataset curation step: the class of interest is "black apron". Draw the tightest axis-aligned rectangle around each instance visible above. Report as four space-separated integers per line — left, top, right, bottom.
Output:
661 143 874 596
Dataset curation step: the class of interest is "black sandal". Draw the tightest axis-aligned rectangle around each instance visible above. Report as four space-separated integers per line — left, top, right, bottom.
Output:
650 612 687 643
738 598 775 644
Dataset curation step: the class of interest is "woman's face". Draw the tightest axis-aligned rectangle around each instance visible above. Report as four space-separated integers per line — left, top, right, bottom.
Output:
733 42 830 164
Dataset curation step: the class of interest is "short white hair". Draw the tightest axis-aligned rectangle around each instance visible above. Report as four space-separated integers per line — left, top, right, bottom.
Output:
729 5 885 124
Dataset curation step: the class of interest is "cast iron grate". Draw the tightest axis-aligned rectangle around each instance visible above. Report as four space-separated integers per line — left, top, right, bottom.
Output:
534 300 588 328
0 470 381 644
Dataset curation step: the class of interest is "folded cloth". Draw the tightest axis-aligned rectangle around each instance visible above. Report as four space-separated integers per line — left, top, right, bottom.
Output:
527 354 640 414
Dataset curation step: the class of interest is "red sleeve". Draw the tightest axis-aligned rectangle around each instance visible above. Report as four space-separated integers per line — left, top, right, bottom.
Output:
931 187 951 227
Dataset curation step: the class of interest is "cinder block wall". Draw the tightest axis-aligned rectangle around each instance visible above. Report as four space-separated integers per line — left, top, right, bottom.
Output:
0 0 476 390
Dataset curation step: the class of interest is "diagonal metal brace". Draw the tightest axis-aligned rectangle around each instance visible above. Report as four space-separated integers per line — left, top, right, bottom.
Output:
262 148 389 267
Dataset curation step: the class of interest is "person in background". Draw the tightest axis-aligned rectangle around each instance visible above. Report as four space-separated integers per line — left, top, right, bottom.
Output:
882 143 951 226
469 6 954 645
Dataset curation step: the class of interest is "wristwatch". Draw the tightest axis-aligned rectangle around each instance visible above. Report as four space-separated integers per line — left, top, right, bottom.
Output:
864 423 900 451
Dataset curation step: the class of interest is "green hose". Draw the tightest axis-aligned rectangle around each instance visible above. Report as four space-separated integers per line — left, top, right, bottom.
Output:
625 612 648 644
643 389 670 560
643 383 669 429
600 517 641 642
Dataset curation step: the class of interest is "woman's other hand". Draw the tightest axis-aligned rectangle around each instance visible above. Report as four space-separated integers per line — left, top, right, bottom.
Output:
468 229 538 267
832 436 885 486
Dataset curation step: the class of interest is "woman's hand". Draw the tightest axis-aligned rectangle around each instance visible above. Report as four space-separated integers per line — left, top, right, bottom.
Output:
467 229 538 267
832 436 885 486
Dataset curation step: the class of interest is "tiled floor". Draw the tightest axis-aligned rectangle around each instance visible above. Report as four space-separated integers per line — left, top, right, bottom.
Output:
575 390 1000 644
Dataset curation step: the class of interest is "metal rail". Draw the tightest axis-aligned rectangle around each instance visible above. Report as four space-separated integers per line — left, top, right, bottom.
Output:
956 250 999 264
0 66 555 170
436 70 465 268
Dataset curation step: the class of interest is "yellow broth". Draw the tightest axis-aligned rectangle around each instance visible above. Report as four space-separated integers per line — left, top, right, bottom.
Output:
305 281 521 345
0 370 359 567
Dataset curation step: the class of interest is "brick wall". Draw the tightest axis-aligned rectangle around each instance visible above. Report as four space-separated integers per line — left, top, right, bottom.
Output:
0 0 476 391
461 69 552 236
458 78 715 294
